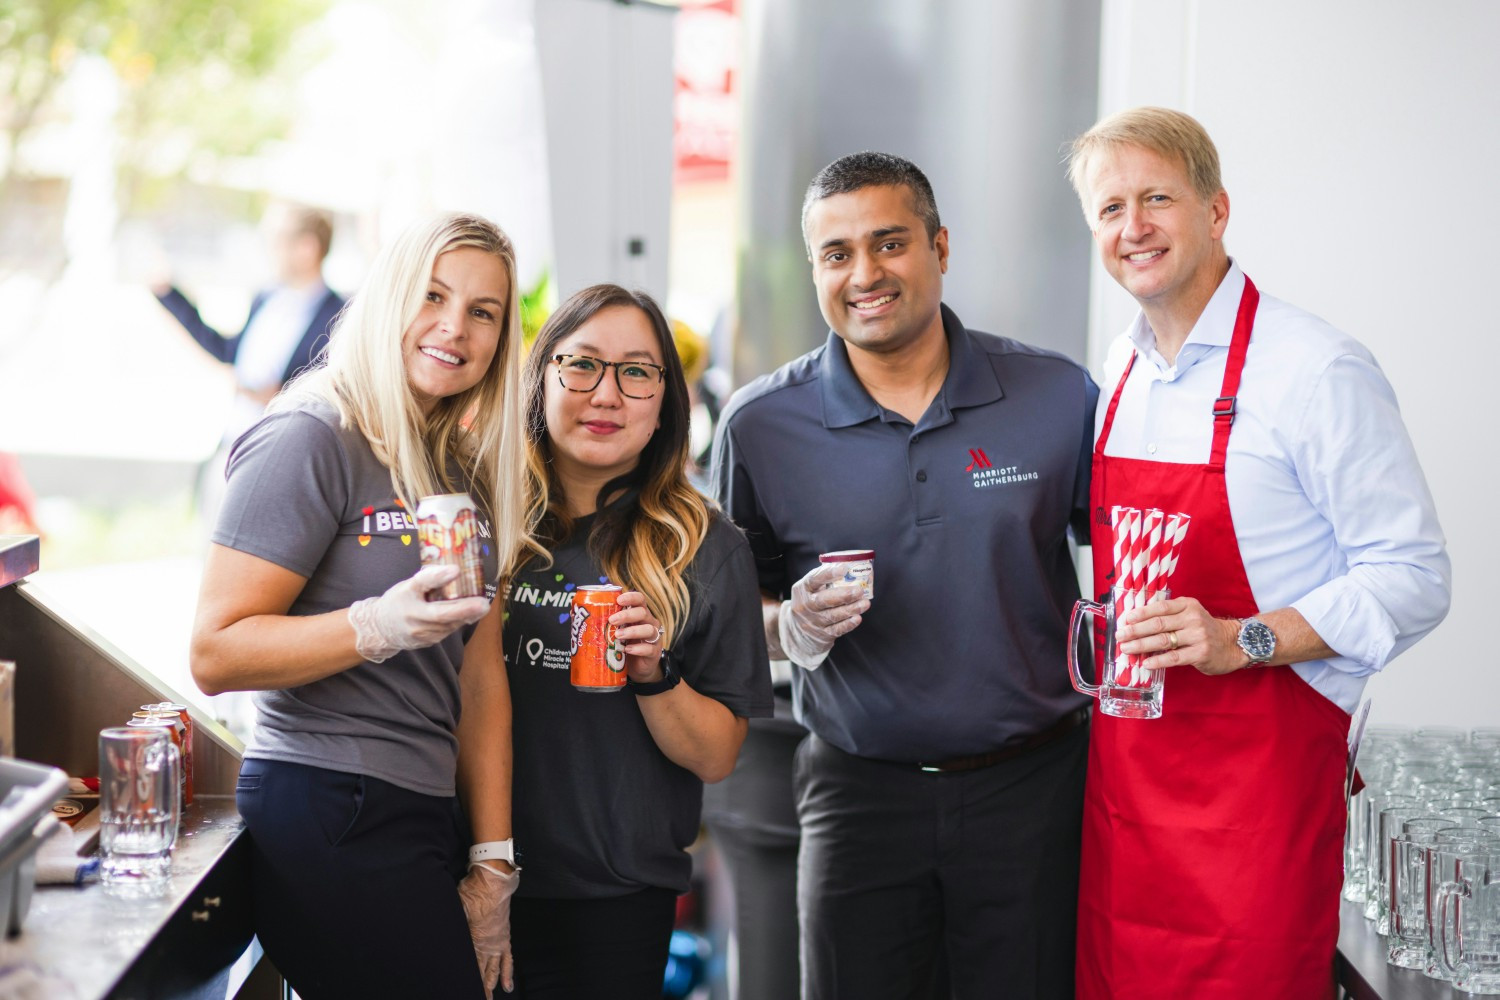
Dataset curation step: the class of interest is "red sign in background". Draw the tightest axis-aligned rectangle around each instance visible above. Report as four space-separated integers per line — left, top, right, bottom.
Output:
673 0 737 183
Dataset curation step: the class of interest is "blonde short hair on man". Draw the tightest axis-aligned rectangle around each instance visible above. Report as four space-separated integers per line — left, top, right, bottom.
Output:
1066 107 1224 214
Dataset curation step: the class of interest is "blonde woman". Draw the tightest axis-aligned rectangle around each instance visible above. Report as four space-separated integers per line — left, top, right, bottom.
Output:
191 213 528 998
504 285 771 998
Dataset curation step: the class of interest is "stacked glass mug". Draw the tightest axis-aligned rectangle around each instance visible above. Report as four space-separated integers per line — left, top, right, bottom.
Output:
1346 725 1500 994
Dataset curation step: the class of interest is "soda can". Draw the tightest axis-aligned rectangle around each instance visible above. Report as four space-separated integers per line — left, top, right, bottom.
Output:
126 717 186 810
416 493 486 601
152 703 195 806
570 585 626 692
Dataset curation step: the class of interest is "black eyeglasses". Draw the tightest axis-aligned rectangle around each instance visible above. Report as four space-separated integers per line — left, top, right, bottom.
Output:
551 354 665 399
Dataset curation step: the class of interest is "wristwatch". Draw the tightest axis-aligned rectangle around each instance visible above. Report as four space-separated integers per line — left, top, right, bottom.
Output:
628 652 681 696
469 839 516 866
1235 617 1277 666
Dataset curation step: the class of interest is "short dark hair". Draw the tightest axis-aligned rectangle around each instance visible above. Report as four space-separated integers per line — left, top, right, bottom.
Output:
800 151 942 253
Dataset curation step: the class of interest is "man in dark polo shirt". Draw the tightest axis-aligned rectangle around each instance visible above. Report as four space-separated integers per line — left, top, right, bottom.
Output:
711 152 1097 999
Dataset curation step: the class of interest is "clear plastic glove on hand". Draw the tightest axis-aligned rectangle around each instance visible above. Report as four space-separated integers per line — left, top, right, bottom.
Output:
779 562 869 670
347 564 490 663
458 862 519 994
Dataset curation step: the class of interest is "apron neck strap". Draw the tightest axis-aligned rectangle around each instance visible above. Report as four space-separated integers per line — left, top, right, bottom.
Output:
1208 276 1260 469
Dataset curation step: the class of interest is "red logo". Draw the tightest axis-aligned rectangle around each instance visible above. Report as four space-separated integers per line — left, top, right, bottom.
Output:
965 448 992 472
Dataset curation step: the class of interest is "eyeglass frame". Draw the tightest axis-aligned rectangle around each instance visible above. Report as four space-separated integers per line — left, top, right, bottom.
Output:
550 353 666 399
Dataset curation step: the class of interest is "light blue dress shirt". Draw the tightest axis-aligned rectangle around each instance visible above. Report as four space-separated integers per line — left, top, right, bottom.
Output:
1095 262 1451 712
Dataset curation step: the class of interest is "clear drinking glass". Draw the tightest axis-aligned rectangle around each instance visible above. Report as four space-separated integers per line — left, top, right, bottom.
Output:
1437 849 1500 994
1066 585 1164 720
98 726 181 897
1425 829 1500 981
1367 792 1420 920
1388 818 1449 968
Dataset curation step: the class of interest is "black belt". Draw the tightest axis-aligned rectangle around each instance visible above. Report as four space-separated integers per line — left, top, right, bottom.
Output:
914 707 1089 773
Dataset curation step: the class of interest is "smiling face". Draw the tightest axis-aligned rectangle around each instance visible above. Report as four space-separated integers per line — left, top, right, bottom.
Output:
804 184 949 359
543 304 665 496
1083 143 1230 329
402 247 509 415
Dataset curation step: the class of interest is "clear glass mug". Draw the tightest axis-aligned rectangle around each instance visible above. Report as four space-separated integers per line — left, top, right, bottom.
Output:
1067 586 1164 720
1388 817 1449 968
1425 829 1500 981
99 726 181 896
1437 850 1500 994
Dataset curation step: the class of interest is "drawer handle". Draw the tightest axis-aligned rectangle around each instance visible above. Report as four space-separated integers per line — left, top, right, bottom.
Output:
192 911 211 923
202 896 222 907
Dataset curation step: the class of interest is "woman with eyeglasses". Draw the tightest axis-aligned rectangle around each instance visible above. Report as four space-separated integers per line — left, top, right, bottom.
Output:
500 284 771 998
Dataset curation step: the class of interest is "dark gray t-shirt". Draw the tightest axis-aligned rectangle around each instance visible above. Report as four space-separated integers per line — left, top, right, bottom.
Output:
505 508 772 898
215 397 498 797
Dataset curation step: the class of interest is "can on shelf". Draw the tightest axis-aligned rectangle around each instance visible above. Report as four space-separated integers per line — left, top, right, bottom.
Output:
570 585 626 692
126 716 186 810
148 703 195 806
416 493 486 600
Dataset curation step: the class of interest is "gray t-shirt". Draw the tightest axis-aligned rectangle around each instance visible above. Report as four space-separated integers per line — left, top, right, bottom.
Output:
215 397 498 796
505 508 772 898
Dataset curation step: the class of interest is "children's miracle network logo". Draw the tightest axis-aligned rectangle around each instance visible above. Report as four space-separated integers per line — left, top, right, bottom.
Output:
965 447 1040 488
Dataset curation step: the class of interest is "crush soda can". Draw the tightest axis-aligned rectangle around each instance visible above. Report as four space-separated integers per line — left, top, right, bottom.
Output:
570 585 626 692
416 493 485 600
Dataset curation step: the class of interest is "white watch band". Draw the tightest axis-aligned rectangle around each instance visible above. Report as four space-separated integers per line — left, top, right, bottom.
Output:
469 839 516 865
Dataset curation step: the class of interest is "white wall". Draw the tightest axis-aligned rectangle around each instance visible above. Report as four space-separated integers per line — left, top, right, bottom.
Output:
1090 0 1499 727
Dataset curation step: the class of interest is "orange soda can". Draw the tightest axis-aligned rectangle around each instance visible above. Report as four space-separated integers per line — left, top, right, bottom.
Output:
570 585 626 692
150 703 195 806
416 493 486 601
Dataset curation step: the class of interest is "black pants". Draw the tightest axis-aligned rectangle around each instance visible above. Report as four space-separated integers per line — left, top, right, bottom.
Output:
795 722 1088 1000
510 887 677 999
702 719 805 1000
236 759 485 1000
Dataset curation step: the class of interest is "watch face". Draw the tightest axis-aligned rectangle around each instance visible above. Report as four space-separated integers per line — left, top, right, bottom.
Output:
1239 619 1276 661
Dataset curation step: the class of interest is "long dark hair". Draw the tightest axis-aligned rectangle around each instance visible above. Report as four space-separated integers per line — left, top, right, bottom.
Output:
516 284 710 644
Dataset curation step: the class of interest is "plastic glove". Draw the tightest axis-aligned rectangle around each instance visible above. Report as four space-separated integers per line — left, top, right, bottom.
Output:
458 862 519 994
347 564 491 663
778 562 869 670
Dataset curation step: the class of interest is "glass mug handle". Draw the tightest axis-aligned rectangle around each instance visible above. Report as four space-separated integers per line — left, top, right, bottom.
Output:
145 741 182 850
1439 877 1470 979
1067 596 1116 699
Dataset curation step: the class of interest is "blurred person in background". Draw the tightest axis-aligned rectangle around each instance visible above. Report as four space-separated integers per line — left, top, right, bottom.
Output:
0 452 40 535
1067 107 1450 1000
189 213 529 998
503 284 771 999
151 202 344 525
713 152 1097 1000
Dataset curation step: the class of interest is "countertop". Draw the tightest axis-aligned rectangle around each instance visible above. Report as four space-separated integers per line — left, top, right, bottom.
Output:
0 796 249 1000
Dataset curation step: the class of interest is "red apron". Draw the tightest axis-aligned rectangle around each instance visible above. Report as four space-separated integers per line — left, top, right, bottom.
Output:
1076 277 1348 1000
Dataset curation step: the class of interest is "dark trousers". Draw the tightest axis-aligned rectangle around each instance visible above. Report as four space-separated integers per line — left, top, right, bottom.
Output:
795 722 1088 1000
703 720 806 1000
235 759 485 1000
510 887 677 999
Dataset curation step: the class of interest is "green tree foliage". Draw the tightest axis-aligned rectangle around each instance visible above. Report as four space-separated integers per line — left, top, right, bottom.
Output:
0 0 327 210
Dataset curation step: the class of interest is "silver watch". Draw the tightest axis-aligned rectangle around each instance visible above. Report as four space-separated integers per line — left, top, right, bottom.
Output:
1235 617 1276 665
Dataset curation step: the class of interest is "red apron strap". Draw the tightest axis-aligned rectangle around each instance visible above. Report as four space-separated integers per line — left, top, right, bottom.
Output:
1209 277 1260 469
1094 351 1137 457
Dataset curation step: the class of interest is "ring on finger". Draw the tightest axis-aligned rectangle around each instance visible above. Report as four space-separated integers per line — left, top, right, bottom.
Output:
1166 630 1179 651
644 625 665 645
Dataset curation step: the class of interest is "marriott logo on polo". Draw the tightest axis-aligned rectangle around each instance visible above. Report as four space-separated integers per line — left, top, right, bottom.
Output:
965 448 1039 488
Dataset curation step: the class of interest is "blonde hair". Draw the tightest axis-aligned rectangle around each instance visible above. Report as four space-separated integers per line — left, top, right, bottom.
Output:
516 285 711 647
277 212 531 575
1066 107 1224 216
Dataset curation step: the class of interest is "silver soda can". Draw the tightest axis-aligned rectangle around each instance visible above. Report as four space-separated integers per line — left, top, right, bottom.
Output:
416 493 486 600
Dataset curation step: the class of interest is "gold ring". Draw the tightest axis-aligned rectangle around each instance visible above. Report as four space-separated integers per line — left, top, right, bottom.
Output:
1167 630 1179 651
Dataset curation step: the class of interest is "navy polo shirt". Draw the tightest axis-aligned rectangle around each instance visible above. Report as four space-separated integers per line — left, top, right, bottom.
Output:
711 305 1097 761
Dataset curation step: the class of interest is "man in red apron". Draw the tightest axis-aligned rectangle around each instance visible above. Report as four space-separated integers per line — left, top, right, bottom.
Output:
1063 107 1450 999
